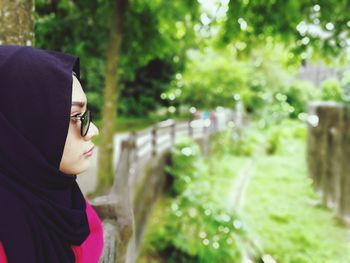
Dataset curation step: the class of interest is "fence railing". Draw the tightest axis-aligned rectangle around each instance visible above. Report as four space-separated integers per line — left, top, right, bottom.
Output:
90 109 236 263
307 102 350 222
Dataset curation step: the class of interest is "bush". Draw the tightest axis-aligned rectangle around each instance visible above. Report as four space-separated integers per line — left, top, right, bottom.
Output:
164 137 202 196
284 80 317 118
264 119 307 155
210 119 307 157
142 138 262 262
265 127 281 155
145 192 245 263
320 78 342 102
210 126 265 157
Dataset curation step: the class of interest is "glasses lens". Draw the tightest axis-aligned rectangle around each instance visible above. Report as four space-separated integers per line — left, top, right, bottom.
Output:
82 110 91 136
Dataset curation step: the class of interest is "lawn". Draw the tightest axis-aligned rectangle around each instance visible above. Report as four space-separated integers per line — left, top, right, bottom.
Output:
138 121 350 262
242 140 350 263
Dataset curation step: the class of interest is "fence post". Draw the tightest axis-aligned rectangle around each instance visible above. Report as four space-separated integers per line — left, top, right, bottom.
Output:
152 125 157 156
203 120 210 157
340 105 350 218
188 119 193 137
307 103 330 200
110 138 136 263
307 102 344 212
202 119 207 136
325 105 343 209
170 122 176 146
130 131 138 163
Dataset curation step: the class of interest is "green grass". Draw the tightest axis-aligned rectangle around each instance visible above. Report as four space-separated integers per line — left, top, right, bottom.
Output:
242 140 350 263
139 120 350 262
206 155 251 198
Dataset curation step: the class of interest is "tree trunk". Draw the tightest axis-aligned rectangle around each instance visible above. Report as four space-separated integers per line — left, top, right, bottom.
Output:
97 0 128 192
0 0 34 45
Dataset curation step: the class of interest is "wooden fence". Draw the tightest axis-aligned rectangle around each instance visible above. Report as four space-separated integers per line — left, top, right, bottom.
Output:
307 101 350 222
89 109 235 263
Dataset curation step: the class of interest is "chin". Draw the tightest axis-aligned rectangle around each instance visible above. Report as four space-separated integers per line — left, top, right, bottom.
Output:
75 162 90 175
64 165 86 177
61 157 91 175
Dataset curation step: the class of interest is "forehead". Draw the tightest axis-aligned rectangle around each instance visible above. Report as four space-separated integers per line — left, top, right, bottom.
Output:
72 75 86 102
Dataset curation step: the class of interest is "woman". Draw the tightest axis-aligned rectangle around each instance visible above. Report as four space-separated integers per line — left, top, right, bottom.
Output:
0 45 104 262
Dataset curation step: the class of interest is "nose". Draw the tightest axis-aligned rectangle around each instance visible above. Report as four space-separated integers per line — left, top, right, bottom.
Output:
84 122 99 140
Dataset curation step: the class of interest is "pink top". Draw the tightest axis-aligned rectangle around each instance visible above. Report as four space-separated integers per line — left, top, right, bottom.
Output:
0 199 104 263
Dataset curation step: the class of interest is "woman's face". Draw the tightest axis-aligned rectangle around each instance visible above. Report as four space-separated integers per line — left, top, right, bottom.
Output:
59 75 99 175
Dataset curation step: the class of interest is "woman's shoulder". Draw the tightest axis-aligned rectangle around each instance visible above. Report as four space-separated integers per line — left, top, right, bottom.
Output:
84 198 104 241
0 241 7 263
71 199 104 263
85 199 103 227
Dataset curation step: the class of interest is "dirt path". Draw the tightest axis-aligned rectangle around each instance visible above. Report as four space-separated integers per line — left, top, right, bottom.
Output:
228 158 256 211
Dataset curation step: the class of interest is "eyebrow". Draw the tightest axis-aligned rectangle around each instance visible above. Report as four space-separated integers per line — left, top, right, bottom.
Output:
71 101 86 108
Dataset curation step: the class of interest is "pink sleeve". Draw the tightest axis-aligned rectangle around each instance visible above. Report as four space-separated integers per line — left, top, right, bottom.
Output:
71 199 104 263
0 242 8 263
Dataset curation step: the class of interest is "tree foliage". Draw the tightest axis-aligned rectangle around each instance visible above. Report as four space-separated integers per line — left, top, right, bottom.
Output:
320 78 342 102
216 0 350 61
35 0 200 117
175 45 295 114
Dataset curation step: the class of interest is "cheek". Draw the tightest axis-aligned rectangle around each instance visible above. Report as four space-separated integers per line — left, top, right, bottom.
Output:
63 142 80 161
68 122 81 140
63 125 83 159
59 124 89 174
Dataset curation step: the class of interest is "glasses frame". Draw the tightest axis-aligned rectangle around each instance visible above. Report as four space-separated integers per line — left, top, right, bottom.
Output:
70 109 92 137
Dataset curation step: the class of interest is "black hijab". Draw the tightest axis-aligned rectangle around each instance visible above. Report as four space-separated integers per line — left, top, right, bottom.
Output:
0 45 90 262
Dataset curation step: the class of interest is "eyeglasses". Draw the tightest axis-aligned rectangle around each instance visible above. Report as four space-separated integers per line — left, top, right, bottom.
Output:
70 109 92 137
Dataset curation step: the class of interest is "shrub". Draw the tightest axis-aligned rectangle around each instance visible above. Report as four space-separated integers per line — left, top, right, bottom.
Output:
145 192 245 263
320 78 342 102
264 119 307 155
210 126 265 157
143 138 262 262
284 80 317 118
164 137 202 196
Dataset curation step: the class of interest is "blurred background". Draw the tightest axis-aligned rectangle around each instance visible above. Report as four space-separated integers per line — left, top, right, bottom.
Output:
2 0 350 262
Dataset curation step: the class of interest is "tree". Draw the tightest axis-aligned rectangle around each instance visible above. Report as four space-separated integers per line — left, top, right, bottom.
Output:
175 45 294 114
220 0 350 60
35 0 200 192
97 0 128 191
0 0 34 45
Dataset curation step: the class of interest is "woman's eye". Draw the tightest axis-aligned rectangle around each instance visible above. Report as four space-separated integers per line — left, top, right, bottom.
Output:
72 113 82 118
71 113 82 122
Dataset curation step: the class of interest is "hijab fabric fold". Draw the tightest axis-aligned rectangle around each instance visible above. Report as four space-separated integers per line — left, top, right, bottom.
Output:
0 45 90 262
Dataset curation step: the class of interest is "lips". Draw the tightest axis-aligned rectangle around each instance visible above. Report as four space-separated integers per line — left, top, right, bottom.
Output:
84 145 95 155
